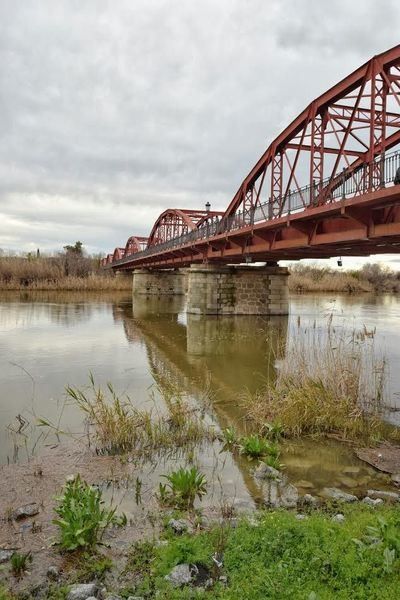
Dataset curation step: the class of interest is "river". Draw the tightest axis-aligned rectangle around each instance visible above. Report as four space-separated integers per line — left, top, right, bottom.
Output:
1 290 400 508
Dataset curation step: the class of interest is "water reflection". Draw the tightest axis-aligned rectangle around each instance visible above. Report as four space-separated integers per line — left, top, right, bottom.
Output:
1 290 400 501
119 295 288 430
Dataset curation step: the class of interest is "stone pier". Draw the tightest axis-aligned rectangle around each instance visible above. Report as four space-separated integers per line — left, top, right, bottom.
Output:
186 264 289 315
132 268 185 295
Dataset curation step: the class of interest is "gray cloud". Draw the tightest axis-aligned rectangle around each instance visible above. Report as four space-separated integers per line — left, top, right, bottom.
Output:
1 0 400 258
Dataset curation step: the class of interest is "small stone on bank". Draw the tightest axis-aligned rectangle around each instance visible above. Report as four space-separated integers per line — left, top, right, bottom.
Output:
367 489 400 502
13 503 40 520
391 473 400 486
165 563 194 588
300 493 318 507
295 513 307 520
362 496 384 506
47 565 60 580
321 488 357 503
168 518 189 534
0 550 13 564
67 583 98 600
253 463 282 480
332 514 345 523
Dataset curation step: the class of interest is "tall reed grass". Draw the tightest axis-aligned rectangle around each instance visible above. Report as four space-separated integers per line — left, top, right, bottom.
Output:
289 263 400 294
246 319 400 443
0 256 130 290
65 375 215 455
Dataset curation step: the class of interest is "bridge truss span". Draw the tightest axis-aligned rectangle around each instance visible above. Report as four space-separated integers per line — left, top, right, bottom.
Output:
105 44 400 270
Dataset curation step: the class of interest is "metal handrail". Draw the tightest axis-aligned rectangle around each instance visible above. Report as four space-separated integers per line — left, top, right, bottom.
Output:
111 150 400 266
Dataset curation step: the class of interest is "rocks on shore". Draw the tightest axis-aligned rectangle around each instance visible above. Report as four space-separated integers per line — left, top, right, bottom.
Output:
263 481 299 509
367 489 400 502
165 563 211 589
321 488 357 503
362 496 384 506
391 473 400 486
332 514 345 523
0 550 13 564
13 502 40 520
67 583 98 600
253 463 282 480
168 518 191 535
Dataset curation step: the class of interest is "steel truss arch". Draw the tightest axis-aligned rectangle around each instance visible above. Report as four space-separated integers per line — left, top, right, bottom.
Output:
223 43 400 220
147 208 220 246
112 247 126 261
125 236 148 256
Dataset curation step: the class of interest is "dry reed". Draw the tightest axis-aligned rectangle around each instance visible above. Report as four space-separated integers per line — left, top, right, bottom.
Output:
65 376 215 455
0 256 131 290
246 319 400 443
288 263 400 294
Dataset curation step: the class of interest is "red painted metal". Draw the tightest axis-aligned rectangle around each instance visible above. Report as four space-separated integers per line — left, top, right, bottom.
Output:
103 45 400 269
112 247 125 261
125 236 148 256
147 209 223 247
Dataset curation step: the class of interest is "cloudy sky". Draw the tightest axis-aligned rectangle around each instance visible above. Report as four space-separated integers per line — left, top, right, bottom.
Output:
1 0 400 266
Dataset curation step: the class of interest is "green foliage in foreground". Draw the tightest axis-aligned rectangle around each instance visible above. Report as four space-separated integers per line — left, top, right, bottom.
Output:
53 475 125 551
158 467 207 510
124 505 400 599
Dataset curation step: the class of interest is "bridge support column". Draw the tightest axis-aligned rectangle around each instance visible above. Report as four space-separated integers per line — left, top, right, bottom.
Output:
187 264 289 315
132 268 185 295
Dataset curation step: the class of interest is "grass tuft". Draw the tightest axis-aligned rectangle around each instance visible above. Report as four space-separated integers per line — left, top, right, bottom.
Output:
246 322 400 443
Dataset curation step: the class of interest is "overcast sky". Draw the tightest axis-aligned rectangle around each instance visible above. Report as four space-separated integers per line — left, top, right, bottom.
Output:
1 0 400 267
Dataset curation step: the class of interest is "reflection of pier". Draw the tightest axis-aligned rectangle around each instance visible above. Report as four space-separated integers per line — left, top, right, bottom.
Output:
117 295 288 429
116 295 288 501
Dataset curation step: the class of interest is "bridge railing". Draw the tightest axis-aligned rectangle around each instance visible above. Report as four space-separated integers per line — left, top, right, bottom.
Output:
112 150 400 266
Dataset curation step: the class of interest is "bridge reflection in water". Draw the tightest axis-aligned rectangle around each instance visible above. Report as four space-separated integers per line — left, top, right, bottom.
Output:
112 294 288 508
118 294 287 432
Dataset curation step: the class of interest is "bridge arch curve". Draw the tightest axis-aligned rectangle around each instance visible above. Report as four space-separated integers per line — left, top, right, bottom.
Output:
223 43 400 220
112 247 125 262
147 208 217 246
124 236 148 256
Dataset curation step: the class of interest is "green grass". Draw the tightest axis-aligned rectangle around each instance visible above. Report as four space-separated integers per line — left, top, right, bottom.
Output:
123 505 400 599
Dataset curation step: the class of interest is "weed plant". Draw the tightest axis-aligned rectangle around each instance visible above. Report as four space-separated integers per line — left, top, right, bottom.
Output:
158 467 207 510
53 474 125 551
10 552 31 577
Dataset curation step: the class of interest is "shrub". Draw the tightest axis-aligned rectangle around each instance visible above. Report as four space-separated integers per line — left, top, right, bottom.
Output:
53 474 124 551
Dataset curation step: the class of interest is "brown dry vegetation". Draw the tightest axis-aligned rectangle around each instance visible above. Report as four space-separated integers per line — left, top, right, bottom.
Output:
246 321 400 443
288 262 400 293
0 255 131 290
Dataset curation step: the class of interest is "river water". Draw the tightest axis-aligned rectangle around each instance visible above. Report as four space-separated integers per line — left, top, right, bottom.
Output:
1 290 400 507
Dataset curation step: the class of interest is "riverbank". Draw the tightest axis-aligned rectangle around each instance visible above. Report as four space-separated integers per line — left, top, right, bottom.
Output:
288 263 400 293
0 256 131 290
1 441 400 600
2 256 399 293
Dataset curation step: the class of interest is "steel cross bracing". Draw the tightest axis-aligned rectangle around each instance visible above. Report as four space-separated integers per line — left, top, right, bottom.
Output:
104 44 400 270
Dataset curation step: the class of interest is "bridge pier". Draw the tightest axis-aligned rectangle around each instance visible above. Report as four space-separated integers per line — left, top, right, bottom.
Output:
187 264 289 315
132 268 185 295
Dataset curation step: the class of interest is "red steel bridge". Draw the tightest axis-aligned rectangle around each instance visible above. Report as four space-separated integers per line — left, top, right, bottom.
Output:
103 44 400 270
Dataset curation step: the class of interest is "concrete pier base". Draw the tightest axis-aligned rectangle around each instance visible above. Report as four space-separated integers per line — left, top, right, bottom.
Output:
132 268 185 295
186 264 289 315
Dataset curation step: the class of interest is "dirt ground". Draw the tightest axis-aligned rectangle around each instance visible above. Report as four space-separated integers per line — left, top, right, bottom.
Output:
0 441 161 595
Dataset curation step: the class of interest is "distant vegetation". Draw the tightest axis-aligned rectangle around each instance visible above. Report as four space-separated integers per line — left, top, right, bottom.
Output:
289 262 400 293
0 242 130 290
